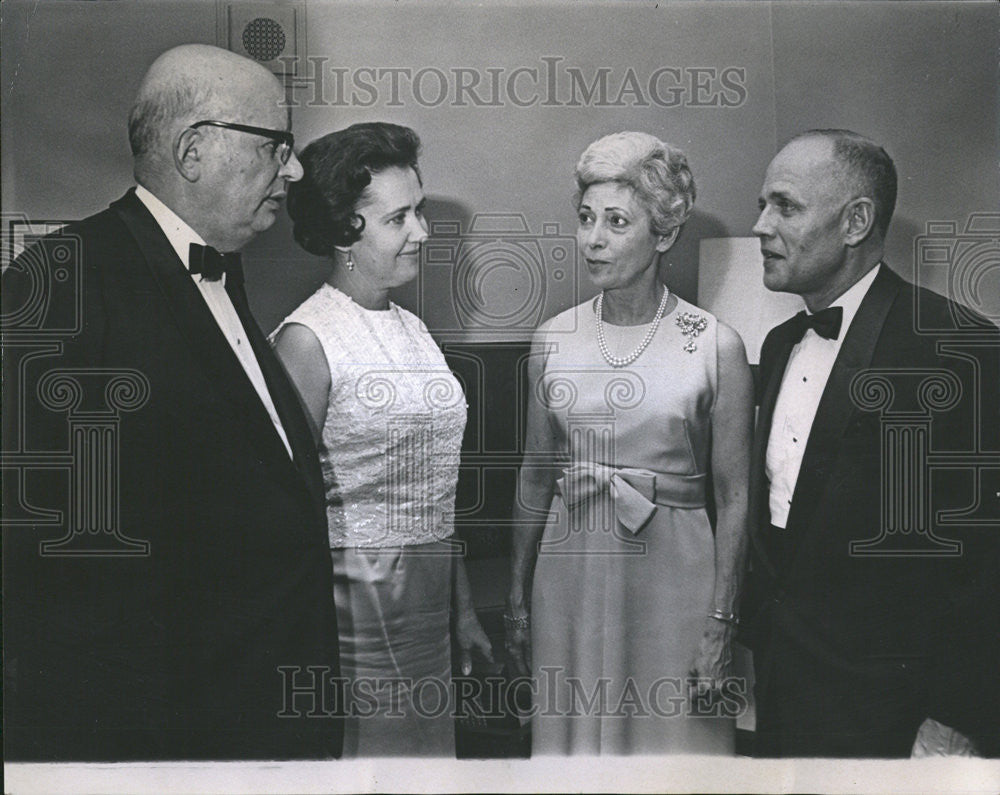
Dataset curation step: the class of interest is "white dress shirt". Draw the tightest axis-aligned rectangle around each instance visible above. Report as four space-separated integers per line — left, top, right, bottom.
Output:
134 185 293 458
766 264 881 528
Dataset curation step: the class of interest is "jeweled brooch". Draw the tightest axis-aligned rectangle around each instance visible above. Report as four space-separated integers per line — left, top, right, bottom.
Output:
675 312 708 353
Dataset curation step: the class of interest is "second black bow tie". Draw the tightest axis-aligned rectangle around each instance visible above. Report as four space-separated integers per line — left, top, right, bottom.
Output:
791 306 843 342
189 243 243 283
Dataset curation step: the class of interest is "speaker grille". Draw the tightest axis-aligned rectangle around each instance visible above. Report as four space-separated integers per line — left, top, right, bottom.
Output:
241 16 287 62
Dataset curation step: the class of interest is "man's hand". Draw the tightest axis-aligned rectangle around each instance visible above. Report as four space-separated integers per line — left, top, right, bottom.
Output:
911 717 980 757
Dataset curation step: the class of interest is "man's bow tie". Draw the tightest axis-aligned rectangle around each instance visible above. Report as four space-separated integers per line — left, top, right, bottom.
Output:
189 243 243 285
790 306 843 342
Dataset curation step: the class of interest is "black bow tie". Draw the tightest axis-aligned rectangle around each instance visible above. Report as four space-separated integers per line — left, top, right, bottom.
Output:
189 243 243 284
790 306 843 342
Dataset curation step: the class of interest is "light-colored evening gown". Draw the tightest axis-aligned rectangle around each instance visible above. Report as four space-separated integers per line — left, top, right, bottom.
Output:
530 295 735 755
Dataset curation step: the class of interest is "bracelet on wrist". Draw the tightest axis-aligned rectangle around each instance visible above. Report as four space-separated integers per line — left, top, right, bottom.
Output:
708 609 739 626
503 612 530 631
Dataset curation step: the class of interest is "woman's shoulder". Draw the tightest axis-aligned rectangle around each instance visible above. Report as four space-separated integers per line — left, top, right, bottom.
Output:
670 294 718 327
670 296 747 364
528 301 588 354
276 283 340 329
389 300 429 329
272 284 364 357
388 303 447 353
540 298 594 334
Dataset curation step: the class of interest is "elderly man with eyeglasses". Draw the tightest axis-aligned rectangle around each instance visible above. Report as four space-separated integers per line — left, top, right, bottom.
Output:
2 44 342 761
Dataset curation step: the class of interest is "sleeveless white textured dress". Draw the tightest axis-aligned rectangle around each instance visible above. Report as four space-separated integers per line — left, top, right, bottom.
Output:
273 284 467 756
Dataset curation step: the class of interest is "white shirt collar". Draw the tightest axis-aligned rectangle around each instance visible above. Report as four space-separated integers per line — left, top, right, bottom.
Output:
134 184 207 270
812 262 881 339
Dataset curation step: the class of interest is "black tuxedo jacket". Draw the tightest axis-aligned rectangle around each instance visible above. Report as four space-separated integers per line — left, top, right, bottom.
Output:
744 265 999 756
3 190 342 760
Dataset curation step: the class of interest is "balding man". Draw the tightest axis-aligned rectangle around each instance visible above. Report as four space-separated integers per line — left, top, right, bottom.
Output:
743 130 999 756
3 45 341 760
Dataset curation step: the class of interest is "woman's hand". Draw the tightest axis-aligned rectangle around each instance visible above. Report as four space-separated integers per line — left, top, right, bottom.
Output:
694 322 751 703
455 607 494 676
688 618 734 698
504 613 532 678
505 326 557 681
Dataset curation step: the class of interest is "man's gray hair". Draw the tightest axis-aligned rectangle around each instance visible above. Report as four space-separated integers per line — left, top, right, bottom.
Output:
127 81 211 159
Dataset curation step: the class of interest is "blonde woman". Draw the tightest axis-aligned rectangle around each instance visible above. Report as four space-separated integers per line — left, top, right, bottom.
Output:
507 132 753 754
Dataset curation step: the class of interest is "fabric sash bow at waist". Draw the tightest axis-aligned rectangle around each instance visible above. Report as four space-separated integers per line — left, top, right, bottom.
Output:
556 463 706 535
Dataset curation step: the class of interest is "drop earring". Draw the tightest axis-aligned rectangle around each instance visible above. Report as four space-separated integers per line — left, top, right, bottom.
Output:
346 251 355 271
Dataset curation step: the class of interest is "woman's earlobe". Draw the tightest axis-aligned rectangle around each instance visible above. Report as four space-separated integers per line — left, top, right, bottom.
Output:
334 246 355 271
657 227 680 252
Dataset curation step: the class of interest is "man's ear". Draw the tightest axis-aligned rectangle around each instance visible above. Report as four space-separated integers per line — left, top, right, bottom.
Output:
844 197 876 246
174 127 202 183
656 226 680 253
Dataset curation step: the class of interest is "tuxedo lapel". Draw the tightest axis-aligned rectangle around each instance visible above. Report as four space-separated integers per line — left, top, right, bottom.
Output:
111 190 312 492
784 266 903 535
225 278 326 511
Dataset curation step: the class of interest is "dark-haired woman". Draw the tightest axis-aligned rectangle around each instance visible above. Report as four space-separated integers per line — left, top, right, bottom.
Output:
272 122 491 757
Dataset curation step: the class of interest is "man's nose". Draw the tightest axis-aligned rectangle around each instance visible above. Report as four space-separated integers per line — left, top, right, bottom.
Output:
751 207 771 238
281 150 304 182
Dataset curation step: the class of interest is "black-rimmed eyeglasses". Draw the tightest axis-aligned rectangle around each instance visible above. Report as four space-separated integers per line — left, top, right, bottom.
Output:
190 120 295 164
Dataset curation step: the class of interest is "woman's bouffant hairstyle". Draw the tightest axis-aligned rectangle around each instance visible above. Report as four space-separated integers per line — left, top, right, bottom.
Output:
574 131 696 235
287 122 421 256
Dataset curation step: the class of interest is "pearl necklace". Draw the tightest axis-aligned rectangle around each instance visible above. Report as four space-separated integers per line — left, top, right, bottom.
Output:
595 286 671 368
